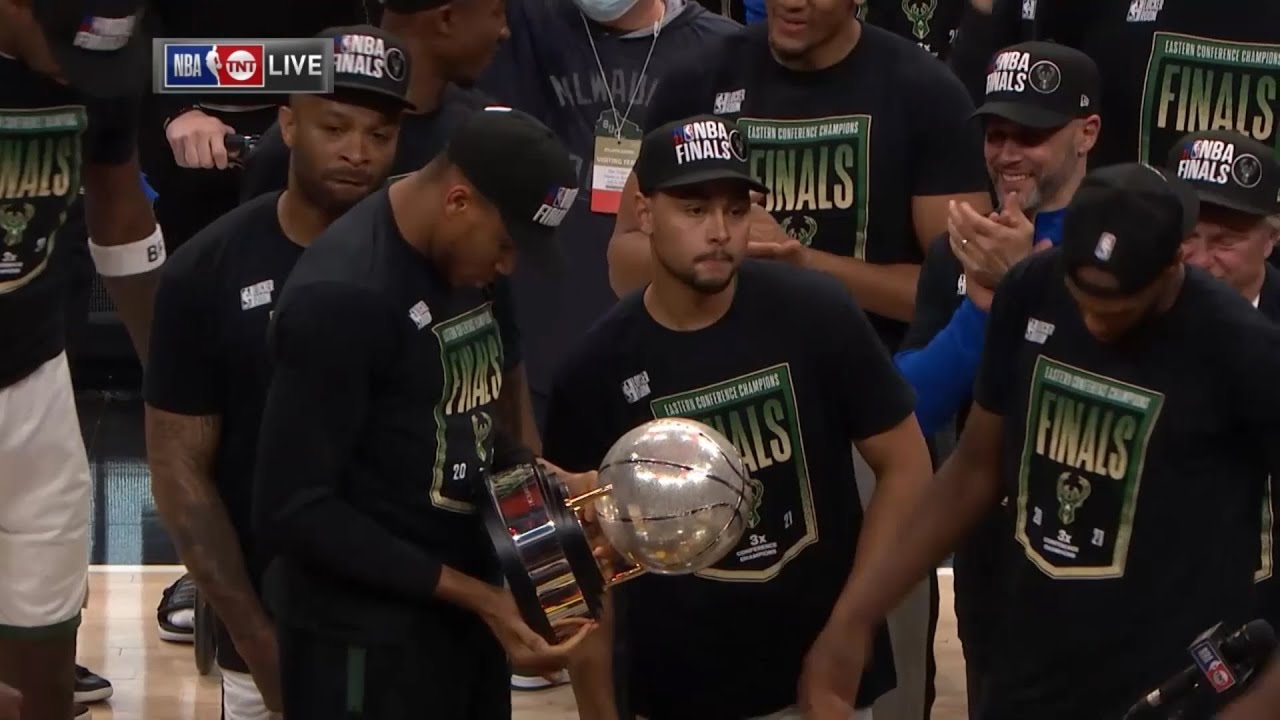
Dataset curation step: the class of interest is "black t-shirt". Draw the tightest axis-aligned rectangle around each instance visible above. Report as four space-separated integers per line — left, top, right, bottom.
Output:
901 232 967 352
1254 265 1280 637
543 261 913 719
973 251 1280 720
253 189 523 642
863 0 968 60
238 86 492 202
0 55 137 388
142 191 304 582
644 22 988 351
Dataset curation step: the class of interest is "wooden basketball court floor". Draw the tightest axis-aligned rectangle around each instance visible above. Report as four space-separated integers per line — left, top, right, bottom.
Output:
77 568 968 720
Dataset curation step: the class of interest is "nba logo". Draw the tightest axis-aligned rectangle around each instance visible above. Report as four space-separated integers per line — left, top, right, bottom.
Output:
1094 232 1116 261
163 43 265 88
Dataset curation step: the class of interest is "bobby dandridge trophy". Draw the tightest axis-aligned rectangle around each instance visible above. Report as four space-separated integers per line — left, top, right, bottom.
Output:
480 418 757 642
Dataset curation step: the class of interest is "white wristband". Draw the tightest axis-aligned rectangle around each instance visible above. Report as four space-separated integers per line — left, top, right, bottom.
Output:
89 226 166 277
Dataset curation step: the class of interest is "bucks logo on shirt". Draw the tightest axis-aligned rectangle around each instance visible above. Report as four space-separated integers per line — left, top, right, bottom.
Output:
650 364 816 581
0 107 85 294
431 303 504 514
1139 33 1279 167
739 116 871 259
1016 357 1165 578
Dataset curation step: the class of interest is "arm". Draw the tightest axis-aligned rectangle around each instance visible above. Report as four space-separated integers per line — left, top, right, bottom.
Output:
799 249 921 322
1220 662 1280 720
894 300 988 436
82 98 164 362
607 172 651 297
491 277 541 453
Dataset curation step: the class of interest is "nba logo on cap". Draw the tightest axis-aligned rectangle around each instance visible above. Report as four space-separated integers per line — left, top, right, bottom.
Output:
533 186 577 228
163 44 265 88
1094 232 1116 261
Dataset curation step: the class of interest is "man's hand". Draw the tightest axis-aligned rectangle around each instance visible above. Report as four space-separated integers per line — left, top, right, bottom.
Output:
229 620 283 712
948 193 1047 289
798 616 874 720
0 681 19 720
479 588 598 676
166 109 235 169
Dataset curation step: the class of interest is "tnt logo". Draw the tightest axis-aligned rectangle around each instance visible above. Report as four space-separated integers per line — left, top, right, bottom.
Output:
164 44 264 88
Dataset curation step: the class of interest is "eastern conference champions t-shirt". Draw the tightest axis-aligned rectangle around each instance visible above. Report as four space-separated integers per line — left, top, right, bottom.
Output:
544 261 913 718
973 251 1280 720
0 55 137 388
643 21 988 350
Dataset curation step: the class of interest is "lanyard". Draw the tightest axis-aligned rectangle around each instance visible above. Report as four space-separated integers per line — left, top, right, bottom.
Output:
580 5 665 141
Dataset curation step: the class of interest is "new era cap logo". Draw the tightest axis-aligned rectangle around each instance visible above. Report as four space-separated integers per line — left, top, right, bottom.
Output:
1095 232 1116 261
1177 139 1262 188
533 187 577 228
986 51 1059 96
670 119 746 166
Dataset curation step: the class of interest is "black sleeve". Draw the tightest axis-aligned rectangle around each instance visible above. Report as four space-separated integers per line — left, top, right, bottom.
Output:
821 278 917 440
491 277 522 372
901 233 966 351
972 255 1035 416
543 353 617 473
906 62 990 197
252 282 445 601
141 243 222 414
643 48 719 131
1223 311 1280 481
946 0 1025 106
83 97 140 166
475 1 552 122
239 122 290 203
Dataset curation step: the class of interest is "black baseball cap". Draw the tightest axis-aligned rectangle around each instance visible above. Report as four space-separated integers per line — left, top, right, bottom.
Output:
1166 130 1280 218
379 0 451 11
635 115 767 195
33 0 149 98
317 26 413 110
446 107 578 270
974 41 1100 129
1060 163 1199 298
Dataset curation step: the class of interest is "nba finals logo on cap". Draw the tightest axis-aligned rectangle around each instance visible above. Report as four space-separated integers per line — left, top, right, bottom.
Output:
670 120 747 165
986 50 1060 95
334 34 406 82
534 187 578 228
1177 138 1263 188
156 38 335 94
74 14 138 52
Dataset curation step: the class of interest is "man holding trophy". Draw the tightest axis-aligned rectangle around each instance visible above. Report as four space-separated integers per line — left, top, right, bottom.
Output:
534 114 934 719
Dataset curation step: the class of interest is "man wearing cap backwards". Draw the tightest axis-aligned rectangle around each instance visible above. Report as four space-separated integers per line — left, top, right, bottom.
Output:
251 106 598 719
545 114 932 720
240 0 512 200
0 1 165 718
893 40 1100 720
141 26 414 720
800 163 1280 720
1168 129 1280 647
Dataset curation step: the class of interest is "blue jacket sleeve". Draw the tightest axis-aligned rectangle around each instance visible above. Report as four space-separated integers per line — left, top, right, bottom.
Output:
893 299 988 436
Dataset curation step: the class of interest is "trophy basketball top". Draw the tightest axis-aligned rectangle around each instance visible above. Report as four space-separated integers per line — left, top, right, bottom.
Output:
595 417 756 576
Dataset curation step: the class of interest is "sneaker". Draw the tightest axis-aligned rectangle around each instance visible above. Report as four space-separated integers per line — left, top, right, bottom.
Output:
74 702 91 719
74 665 113 704
156 573 197 643
510 671 568 691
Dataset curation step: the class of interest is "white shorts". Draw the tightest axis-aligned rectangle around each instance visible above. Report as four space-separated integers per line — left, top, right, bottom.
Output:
0 352 90 636
222 670 280 720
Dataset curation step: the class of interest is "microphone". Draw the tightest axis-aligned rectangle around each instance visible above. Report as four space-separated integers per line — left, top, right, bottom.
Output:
1123 620 1276 719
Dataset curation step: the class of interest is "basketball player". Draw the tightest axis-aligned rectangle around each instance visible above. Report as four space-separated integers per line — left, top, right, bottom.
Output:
144 26 412 720
1168 129 1280 639
251 107 596 719
816 164 1280 720
545 115 933 720
0 2 165 719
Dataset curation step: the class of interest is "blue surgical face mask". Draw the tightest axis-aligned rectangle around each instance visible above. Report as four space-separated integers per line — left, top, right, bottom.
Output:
573 0 642 24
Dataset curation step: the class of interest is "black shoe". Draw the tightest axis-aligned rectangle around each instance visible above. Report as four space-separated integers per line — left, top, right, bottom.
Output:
74 702 91 720
157 573 197 643
74 665 113 703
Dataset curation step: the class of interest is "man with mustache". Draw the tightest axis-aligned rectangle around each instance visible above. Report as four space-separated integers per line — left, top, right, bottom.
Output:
545 114 933 720
143 26 412 720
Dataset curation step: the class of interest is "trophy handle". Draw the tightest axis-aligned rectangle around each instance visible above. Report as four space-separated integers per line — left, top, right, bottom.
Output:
604 565 645 588
566 484 613 509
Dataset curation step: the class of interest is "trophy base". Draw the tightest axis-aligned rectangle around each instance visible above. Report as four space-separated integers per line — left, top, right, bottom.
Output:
480 463 606 644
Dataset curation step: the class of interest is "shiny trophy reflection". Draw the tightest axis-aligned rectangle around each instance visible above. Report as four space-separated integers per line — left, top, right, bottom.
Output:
480 418 756 642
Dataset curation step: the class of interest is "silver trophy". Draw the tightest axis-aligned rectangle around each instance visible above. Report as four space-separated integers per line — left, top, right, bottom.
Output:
480 418 756 642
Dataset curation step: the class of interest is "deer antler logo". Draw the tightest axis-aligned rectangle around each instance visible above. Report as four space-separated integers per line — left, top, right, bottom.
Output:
0 203 36 247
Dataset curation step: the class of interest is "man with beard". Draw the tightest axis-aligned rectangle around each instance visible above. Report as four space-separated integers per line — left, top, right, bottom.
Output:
240 0 511 199
143 26 411 720
0 2 163 719
547 114 933 720
818 163 1280 720
892 41 1099 720
1170 129 1280 641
